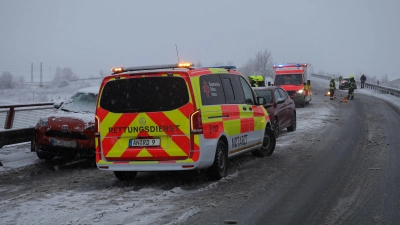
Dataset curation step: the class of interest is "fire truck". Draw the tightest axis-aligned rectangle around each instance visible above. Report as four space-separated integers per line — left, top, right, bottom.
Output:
272 63 312 107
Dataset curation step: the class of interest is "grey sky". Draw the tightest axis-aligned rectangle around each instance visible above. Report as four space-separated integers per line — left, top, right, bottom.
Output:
1 0 399 81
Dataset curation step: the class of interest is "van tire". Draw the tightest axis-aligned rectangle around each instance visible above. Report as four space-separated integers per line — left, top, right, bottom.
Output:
206 140 228 181
252 127 276 157
114 171 137 181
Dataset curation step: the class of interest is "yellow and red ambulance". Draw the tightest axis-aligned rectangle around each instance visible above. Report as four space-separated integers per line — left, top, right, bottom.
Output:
95 63 276 181
272 63 312 107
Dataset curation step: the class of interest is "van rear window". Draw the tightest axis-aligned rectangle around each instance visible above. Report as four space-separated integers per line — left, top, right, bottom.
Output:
99 77 189 113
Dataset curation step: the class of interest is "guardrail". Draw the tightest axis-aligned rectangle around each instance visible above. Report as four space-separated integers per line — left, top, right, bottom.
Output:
311 73 400 98
0 102 54 148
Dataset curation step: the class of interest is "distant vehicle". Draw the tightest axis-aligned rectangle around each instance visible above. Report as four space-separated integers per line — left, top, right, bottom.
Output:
253 86 296 138
33 86 99 160
272 63 312 107
339 78 357 90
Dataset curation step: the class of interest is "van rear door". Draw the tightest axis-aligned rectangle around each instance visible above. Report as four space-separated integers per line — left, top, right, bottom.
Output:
97 74 193 161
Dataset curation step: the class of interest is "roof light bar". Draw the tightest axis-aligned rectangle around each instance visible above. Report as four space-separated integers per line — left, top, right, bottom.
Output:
111 62 194 74
208 66 237 70
111 67 124 73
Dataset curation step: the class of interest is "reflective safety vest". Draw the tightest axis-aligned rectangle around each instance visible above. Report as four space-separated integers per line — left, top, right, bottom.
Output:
329 81 335 90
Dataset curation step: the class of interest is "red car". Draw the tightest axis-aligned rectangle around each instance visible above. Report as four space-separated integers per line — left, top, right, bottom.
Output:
33 86 99 160
253 86 296 138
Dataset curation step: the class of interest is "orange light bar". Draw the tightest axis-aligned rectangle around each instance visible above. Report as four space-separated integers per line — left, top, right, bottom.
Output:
177 62 193 68
111 67 124 73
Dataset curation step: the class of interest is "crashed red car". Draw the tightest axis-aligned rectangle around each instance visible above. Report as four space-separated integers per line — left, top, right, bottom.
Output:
33 86 99 160
253 86 296 138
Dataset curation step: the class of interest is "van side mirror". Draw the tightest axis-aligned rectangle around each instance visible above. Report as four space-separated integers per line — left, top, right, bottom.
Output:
54 101 63 109
257 97 266 105
268 81 271 86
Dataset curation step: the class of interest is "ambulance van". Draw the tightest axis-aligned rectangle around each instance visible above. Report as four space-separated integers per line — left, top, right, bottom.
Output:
95 63 276 181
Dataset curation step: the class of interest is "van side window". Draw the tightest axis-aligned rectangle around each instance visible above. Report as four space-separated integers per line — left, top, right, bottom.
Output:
221 74 245 104
200 74 226 105
274 89 281 102
277 88 288 100
239 76 255 105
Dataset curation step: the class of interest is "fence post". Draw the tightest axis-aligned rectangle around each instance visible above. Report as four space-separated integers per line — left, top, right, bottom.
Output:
5 107 15 129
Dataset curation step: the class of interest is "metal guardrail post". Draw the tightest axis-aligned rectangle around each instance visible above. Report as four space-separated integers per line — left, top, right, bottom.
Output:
5 107 15 129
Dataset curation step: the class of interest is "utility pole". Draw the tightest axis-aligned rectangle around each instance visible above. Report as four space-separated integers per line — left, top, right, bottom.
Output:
31 63 33 83
40 62 42 87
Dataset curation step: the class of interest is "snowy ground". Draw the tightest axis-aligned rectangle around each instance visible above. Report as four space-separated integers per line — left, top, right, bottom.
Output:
0 76 399 224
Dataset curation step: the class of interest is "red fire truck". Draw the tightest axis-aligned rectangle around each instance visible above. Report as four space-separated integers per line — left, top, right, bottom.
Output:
272 63 312 107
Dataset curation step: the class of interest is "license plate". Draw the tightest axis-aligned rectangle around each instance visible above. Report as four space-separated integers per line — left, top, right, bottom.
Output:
52 139 77 148
129 139 160 147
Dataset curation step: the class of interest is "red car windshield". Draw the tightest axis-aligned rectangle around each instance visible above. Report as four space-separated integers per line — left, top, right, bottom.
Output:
61 92 97 113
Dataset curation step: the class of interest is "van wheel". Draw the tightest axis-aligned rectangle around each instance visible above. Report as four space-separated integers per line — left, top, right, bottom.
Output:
272 118 280 138
206 140 228 181
36 150 55 160
252 127 276 157
114 171 137 181
287 112 296 132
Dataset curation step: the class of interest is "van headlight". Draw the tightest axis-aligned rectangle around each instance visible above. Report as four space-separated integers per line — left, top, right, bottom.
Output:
297 89 304 94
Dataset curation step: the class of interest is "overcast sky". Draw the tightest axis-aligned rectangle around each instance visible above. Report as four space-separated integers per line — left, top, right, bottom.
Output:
1 0 399 81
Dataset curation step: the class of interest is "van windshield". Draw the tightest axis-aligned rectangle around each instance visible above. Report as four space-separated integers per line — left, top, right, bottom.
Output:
99 76 189 113
274 74 303 85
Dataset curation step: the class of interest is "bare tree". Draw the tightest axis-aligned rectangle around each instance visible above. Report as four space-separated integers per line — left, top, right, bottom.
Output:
196 61 203 67
0 71 15 89
253 49 274 78
227 60 234 66
240 58 256 78
52 67 78 87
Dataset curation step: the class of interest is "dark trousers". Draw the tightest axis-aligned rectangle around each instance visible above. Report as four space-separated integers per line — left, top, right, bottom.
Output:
330 89 335 98
361 81 365 88
348 89 354 99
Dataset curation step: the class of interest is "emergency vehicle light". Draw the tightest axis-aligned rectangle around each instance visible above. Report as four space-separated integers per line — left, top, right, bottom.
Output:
111 63 194 74
208 66 237 70
111 67 124 73
177 62 194 68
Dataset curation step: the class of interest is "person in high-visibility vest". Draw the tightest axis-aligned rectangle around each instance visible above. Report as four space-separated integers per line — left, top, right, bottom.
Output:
329 77 336 100
249 75 258 87
347 75 356 100
256 75 265 87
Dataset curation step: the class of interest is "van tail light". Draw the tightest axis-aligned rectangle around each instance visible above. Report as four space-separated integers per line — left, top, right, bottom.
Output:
95 116 100 137
190 109 203 134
